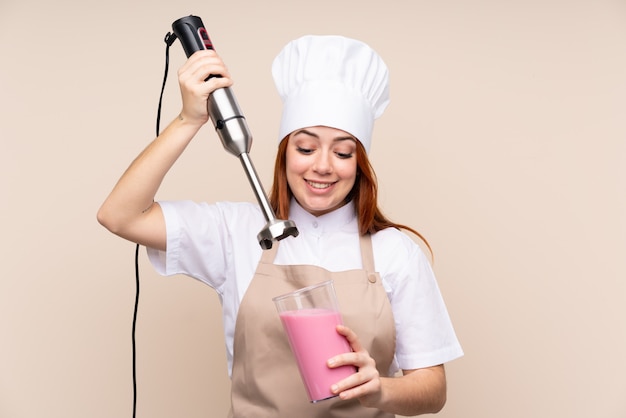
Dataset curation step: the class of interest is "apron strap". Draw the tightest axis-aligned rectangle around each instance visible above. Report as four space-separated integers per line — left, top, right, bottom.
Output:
259 240 279 264
359 234 378 283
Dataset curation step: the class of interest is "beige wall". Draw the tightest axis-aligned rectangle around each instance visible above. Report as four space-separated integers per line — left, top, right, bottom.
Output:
1 0 625 417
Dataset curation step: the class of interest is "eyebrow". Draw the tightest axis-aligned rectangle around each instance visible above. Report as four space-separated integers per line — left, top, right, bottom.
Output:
293 129 356 143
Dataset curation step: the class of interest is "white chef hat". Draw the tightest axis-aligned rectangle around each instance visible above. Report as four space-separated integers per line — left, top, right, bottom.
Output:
272 35 390 153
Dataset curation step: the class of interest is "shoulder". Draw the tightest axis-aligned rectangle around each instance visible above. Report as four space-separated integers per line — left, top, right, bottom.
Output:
371 227 434 288
371 227 427 260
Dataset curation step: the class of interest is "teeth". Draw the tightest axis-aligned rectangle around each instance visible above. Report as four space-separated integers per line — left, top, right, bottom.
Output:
307 181 332 189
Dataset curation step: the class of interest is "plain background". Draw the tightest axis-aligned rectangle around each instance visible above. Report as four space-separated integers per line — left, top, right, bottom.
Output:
1 0 625 417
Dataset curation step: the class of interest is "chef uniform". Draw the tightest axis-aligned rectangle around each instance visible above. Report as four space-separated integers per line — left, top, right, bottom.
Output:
148 35 463 417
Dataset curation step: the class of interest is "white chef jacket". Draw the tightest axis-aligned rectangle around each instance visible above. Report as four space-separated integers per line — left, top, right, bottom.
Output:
147 199 463 376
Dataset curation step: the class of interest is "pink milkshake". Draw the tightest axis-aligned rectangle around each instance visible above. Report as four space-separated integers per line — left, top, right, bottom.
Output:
279 308 356 402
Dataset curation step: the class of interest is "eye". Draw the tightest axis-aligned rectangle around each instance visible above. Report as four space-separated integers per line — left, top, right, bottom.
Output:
335 151 353 159
296 146 314 155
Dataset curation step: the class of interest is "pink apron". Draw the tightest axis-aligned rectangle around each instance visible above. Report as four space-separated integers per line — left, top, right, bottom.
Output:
228 234 396 417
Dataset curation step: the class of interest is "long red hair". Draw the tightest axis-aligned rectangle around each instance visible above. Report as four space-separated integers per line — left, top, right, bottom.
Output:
269 137 432 256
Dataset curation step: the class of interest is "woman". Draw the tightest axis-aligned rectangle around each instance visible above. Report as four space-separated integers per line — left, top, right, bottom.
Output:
98 35 463 417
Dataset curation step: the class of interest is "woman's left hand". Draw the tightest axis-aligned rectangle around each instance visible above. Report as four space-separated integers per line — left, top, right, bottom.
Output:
327 324 383 407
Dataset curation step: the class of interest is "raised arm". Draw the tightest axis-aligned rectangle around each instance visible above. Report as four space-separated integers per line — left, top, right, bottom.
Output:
97 50 233 250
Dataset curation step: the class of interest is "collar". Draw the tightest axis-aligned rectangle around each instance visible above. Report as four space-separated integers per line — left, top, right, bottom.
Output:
289 198 357 236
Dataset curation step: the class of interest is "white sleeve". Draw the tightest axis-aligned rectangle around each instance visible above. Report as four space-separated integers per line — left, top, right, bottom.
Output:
146 200 264 293
374 230 463 370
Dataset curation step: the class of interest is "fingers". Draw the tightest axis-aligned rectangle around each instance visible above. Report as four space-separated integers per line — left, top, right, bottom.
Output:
179 50 233 90
327 325 382 402
335 324 363 353
333 372 381 402
177 50 233 124
329 356 381 402
179 49 231 78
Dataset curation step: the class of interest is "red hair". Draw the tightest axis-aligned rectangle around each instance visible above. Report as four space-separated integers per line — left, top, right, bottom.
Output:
269 137 432 256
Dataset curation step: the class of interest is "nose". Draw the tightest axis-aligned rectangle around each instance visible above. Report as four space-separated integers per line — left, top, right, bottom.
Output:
313 151 332 174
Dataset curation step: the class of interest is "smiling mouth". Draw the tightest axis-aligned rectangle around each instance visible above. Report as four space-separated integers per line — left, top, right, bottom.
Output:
306 180 335 189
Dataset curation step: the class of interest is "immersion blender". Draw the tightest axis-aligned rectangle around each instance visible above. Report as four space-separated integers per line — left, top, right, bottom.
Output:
171 15 298 250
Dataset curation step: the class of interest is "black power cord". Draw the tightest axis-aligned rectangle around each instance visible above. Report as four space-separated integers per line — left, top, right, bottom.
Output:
131 31 178 418
132 243 139 418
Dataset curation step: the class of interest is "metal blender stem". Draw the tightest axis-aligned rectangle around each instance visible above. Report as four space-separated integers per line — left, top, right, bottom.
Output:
208 88 299 249
239 152 276 222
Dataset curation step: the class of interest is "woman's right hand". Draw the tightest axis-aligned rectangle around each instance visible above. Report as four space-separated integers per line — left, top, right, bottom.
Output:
177 50 233 127
97 50 233 250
